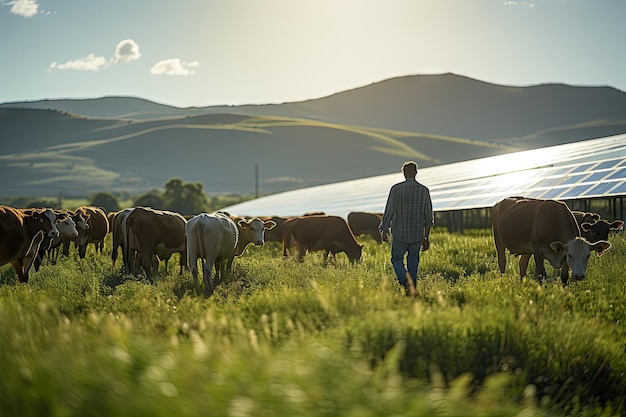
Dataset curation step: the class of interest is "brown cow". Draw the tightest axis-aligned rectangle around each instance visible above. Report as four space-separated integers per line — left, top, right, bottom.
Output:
282 215 363 264
125 207 187 279
71 206 110 258
0 206 61 282
347 211 383 243
492 197 611 284
572 211 623 243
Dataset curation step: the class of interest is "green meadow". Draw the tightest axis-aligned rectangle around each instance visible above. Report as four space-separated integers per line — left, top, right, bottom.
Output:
1 229 624 417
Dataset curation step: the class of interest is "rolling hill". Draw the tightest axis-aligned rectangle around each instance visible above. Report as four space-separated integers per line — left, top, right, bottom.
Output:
2 73 626 198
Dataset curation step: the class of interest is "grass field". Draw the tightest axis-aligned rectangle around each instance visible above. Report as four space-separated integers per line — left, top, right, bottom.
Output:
1 229 624 416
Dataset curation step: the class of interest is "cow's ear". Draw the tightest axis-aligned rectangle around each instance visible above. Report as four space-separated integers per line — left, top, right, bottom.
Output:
580 222 592 232
264 220 276 230
238 219 250 229
550 241 567 253
591 241 611 257
610 220 624 231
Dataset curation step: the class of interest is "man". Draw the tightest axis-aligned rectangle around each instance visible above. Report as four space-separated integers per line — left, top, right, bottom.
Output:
379 161 434 296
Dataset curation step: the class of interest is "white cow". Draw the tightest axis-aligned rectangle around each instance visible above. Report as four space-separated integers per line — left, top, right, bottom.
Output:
186 212 238 296
186 212 275 296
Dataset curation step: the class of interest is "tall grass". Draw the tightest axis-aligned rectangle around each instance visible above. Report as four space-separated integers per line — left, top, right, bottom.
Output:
0 230 624 416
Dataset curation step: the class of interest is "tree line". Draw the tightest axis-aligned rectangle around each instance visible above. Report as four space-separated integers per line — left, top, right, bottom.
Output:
1 177 253 215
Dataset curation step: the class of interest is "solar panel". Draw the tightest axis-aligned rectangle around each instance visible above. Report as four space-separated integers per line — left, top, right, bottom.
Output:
222 134 626 218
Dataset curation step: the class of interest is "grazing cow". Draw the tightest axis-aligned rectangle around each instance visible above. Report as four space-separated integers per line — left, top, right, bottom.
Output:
572 211 623 243
74 206 110 258
492 197 611 284
125 207 187 278
347 211 384 243
282 215 363 264
0 206 60 282
186 212 238 296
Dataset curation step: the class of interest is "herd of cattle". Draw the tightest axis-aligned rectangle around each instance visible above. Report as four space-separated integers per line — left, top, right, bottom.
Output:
0 197 622 296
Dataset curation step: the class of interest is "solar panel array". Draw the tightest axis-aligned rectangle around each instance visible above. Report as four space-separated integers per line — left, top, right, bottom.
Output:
222 133 626 219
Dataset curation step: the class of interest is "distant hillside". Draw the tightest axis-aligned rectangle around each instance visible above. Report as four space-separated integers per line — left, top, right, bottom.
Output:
2 73 626 198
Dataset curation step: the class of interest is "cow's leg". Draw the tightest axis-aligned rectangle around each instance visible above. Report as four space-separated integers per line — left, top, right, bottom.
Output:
189 255 201 295
494 236 507 274
11 260 26 283
139 252 154 280
17 231 45 283
203 259 214 297
518 254 531 279
533 252 546 281
78 243 88 259
297 244 306 262
559 265 570 285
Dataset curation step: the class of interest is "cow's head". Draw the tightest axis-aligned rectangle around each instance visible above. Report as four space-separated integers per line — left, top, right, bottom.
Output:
72 211 90 231
580 220 624 243
238 218 276 246
347 244 364 264
56 214 79 238
36 208 60 238
550 237 611 281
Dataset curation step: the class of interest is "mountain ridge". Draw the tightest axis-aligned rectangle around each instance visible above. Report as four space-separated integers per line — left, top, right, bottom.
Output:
2 73 626 198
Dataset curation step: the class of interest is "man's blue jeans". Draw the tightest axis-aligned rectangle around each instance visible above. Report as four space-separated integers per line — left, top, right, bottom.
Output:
391 239 421 287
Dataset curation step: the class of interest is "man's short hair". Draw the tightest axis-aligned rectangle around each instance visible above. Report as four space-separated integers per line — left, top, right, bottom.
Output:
402 161 418 175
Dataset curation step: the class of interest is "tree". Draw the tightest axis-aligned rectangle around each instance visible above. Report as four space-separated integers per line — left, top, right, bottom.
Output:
90 192 120 212
133 190 165 210
163 178 209 215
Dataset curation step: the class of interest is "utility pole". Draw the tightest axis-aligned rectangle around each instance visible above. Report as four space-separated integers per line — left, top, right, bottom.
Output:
255 164 259 199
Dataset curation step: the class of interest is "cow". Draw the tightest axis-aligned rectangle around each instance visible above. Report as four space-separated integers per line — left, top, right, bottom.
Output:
347 211 383 243
125 207 187 279
70 206 109 258
186 213 276 296
282 215 363 264
0 206 61 283
233 216 277 260
492 197 611 284
572 211 623 243
186 212 238 296
33 210 80 271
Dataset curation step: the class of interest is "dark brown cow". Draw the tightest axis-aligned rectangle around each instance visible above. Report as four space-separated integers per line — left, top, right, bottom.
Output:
282 215 363 264
347 211 383 243
492 197 611 284
125 207 187 278
71 206 110 258
572 211 623 243
0 206 60 282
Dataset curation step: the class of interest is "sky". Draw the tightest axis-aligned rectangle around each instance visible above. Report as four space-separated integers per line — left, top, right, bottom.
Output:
1 0 625 108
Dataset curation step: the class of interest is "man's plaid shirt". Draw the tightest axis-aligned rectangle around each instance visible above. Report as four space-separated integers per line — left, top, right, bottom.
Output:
379 179 434 243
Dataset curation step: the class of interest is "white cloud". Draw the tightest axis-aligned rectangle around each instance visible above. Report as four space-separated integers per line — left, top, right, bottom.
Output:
113 39 141 64
503 1 535 7
150 59 199 76
9 0 39 17
48 39 141 72
48 53 108 72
